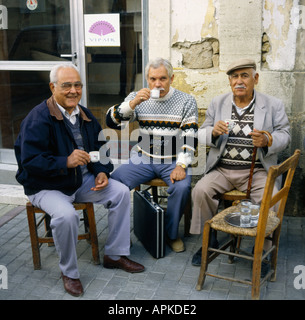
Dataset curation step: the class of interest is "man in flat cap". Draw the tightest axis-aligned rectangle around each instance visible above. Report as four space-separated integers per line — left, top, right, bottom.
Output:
190 58 291 270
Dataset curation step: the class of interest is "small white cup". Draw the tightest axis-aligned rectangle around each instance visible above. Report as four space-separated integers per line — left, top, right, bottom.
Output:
89 151 100 163
151 88 160 99
224 119 236 131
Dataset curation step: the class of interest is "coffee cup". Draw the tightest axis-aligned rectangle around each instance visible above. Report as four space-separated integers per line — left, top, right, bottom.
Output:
89 151 100 163
151 88 160 99
224 119 236 131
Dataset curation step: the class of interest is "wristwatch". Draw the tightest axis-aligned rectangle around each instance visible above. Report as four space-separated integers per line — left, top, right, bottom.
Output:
176 162 186 169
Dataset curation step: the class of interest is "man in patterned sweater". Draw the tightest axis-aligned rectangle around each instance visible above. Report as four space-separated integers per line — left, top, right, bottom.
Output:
190 58 291 267
106 58 198 253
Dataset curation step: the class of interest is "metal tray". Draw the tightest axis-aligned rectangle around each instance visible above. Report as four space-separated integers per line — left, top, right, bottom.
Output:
224 212 258 228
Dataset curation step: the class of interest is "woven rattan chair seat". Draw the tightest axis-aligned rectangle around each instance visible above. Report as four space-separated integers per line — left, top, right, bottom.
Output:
210 206 280 237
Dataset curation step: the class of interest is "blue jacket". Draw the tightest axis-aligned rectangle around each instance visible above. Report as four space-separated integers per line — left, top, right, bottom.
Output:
14 96 113 195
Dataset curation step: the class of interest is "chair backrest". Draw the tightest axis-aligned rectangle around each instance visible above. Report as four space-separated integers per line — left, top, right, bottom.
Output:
257 149 301 237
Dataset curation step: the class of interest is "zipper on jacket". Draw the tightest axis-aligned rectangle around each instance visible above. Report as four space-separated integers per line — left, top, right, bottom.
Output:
74 168 78 185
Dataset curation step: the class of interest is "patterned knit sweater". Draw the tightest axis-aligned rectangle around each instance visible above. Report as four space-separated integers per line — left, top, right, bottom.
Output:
220 103 262 169
106 87 198 165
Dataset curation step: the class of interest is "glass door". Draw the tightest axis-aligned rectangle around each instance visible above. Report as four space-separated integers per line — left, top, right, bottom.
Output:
0 0 75 155
0 0 145 163
83 0 143 139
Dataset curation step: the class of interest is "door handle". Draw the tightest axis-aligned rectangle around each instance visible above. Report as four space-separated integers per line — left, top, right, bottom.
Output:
60 52 77 59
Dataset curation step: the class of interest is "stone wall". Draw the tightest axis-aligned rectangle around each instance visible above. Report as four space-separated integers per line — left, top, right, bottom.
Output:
148 0 305 216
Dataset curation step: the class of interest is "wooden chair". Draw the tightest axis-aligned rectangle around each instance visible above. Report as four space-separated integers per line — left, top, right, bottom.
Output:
196 149 300 300
218 189 247 209
220 189 247 202
26 202 100 270
135 178 191 237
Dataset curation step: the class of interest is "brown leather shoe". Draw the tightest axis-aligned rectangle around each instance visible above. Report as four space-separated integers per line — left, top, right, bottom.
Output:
103 255 145 273
61 273 84 297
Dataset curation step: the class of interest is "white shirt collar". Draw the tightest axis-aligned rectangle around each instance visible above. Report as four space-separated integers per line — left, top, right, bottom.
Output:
232 90 256 116
57 103 80 125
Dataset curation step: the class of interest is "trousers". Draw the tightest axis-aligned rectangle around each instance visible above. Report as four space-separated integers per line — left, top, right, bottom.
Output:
28 173 130 279
111 151 191 239
190 166 273 234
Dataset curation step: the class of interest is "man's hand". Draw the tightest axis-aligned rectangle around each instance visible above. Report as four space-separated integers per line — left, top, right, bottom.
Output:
249 128 269 148
67 149 90 168
170 166 186 184
91 172 109 191
129 88 151 109
212 120 229 137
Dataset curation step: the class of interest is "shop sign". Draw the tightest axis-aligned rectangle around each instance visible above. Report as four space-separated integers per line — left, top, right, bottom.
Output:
84 14 120 47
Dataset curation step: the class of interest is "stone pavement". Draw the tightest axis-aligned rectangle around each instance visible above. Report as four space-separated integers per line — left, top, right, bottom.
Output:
0 200 305 302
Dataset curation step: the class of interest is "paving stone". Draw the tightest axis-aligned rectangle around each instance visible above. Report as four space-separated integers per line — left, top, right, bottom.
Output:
0 203 305 301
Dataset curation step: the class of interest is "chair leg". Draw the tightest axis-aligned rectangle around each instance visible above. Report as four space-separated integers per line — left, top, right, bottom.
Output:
44 214 54 247
85 203 101 265
228 235 237 264
26 206 41 270
251 245 263 300
151 186 158 203
196 222 211 290
270 228 281 282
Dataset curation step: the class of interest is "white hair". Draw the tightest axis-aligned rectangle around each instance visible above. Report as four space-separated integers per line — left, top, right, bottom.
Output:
49 64 80 83
145 57 173 79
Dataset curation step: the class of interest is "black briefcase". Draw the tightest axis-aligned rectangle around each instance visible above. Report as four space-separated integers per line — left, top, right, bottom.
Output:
133 190 165 259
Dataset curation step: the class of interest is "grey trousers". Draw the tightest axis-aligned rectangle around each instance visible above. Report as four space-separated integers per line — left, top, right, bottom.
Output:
190 167 271 235
28 173 131 279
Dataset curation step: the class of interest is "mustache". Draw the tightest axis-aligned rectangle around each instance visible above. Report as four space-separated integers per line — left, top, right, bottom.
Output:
234 85 246 89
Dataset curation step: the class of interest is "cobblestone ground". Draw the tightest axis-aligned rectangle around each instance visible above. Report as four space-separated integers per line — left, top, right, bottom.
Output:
0 203 305 301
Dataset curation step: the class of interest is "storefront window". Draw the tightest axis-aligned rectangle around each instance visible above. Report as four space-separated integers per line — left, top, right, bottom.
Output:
0 0 144 153
84 0 142 136
0 0 71 149
0 0 71 61
0 70 50 148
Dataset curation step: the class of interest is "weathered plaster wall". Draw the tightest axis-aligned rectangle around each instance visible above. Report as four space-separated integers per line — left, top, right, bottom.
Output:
263 0 299 71
148 0 305 215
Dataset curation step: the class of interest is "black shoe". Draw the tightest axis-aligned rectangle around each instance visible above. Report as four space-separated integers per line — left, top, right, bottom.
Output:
191 247 202 266
192 232 219 267
260 258 270 278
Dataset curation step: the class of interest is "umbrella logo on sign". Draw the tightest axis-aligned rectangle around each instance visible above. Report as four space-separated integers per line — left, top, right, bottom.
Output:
89 21 116 36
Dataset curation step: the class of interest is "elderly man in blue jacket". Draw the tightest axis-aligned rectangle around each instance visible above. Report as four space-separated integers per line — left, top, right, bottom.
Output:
14 64 144 297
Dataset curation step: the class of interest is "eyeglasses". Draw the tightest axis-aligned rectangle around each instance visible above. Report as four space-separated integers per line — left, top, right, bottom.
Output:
57 82 83 91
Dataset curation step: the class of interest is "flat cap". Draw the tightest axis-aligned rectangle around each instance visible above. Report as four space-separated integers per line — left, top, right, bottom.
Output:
226 58 256 75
